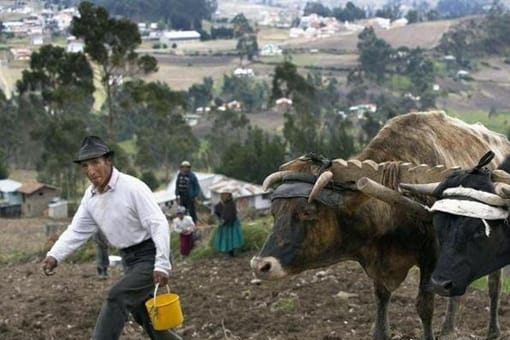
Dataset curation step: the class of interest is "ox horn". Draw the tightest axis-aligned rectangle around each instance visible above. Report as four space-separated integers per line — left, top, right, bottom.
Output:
399 182 439 195
308 170 333 203
357 177 430 217
262 170 294 191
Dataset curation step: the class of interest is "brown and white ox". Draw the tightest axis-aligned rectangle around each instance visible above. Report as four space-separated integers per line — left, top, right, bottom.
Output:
250 111 510 340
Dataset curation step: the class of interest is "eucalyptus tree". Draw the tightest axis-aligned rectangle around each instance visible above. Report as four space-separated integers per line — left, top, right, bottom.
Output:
16 44 95 198
71 1 158 140
117 80 198 180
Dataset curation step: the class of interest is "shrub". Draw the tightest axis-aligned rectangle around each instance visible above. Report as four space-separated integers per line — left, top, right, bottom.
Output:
140 171 159 190
0 149 8 179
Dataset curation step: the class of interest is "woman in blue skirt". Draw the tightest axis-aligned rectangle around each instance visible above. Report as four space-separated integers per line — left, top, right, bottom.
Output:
213 190 244 256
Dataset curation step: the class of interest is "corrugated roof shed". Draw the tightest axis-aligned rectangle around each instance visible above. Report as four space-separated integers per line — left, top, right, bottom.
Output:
18 181 57 195
209 178 267 199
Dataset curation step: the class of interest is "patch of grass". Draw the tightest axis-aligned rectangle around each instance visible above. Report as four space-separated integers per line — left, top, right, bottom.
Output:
270 297 299 313
176 215 273 260
471 274 510 294
0 249 41 265
433 61 449 77
387 74 412 92
240 216 273 252
67 239 97 263
118 138 137 156
260 53 342 67
445 109 510 134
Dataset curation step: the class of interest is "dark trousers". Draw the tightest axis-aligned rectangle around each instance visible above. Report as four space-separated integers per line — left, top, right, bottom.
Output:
94 231 109 275
179 233 194 256
92 239 182 340
180 197 197 224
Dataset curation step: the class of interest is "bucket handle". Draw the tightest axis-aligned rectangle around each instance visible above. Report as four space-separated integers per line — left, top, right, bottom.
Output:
151 283 171 308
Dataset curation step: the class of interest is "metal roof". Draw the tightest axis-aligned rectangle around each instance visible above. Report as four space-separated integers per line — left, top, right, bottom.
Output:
0 179 22 193
18 181 57 195
209 178 267 199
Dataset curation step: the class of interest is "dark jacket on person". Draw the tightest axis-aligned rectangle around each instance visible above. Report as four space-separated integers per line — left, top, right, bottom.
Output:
174 171 201 200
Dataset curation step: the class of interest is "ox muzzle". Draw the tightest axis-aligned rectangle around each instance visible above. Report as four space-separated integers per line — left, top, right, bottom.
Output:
250 256 287 280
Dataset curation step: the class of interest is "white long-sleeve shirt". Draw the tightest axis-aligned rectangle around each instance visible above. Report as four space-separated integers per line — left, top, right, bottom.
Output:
171 215 195 234
47 168 171 274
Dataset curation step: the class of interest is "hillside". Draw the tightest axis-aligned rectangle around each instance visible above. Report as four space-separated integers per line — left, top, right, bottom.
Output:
1 13 510 134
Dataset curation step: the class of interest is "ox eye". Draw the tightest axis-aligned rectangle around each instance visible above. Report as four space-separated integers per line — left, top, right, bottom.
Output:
299 208 316 220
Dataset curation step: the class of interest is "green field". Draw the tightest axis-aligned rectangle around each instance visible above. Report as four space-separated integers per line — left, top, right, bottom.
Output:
445 109 510 135
471 273 510 293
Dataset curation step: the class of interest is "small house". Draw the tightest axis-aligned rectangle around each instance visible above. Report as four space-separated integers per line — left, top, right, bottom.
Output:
66 40 84 53
233 67 254 77
10 48 31 61
18 181 59 217
160 30 201 45
275 97 292 113
31 35 43 46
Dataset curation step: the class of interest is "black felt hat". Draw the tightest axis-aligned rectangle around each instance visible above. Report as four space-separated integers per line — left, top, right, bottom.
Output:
73 136 114 164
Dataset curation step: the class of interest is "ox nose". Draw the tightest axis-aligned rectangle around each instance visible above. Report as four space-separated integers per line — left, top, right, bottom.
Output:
250 256 272 272
429 277 454 296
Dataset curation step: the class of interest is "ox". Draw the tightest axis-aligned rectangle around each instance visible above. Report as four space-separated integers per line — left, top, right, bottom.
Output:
251 111 510 340
400 150 510 340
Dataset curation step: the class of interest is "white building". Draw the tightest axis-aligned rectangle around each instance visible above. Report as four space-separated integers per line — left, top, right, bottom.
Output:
67 41 84 53
160 31 201 45
233 67 254 77
0 179 22 205
260 44 282 56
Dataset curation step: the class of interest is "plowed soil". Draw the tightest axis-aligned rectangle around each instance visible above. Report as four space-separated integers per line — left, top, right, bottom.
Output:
0 218 509 340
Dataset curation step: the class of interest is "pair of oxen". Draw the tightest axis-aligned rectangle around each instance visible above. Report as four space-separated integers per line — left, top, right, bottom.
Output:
250 111 510 340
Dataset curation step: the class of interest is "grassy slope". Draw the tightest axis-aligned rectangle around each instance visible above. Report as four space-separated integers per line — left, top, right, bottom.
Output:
445 109 510 135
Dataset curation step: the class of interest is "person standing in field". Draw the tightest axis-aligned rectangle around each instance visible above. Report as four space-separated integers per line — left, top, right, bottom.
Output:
174 161 201 224
171 206 196 257
213 190 244 257
42 136 182 340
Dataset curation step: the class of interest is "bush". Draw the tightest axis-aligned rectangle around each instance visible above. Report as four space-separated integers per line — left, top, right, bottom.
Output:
140 171 159 190
239 217 273 252
0 149 8 179
68 239 96 263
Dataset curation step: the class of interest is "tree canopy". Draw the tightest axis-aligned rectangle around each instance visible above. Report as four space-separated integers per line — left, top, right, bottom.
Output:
71 1 158 139
93 0 217 30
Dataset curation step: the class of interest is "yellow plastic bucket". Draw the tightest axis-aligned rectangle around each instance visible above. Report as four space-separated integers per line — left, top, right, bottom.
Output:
145 284 184 330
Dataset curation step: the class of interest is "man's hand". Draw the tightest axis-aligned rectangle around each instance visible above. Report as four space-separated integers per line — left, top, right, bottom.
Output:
153 270 169 286
42 256 58 276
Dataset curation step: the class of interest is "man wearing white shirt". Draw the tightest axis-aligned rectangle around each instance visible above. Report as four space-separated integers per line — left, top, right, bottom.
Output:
42 136 181 340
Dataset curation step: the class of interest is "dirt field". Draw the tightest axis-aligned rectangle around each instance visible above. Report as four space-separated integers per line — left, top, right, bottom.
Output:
1 218 510 340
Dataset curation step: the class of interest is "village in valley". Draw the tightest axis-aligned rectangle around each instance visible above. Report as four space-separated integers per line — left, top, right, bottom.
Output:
3 0 510 339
